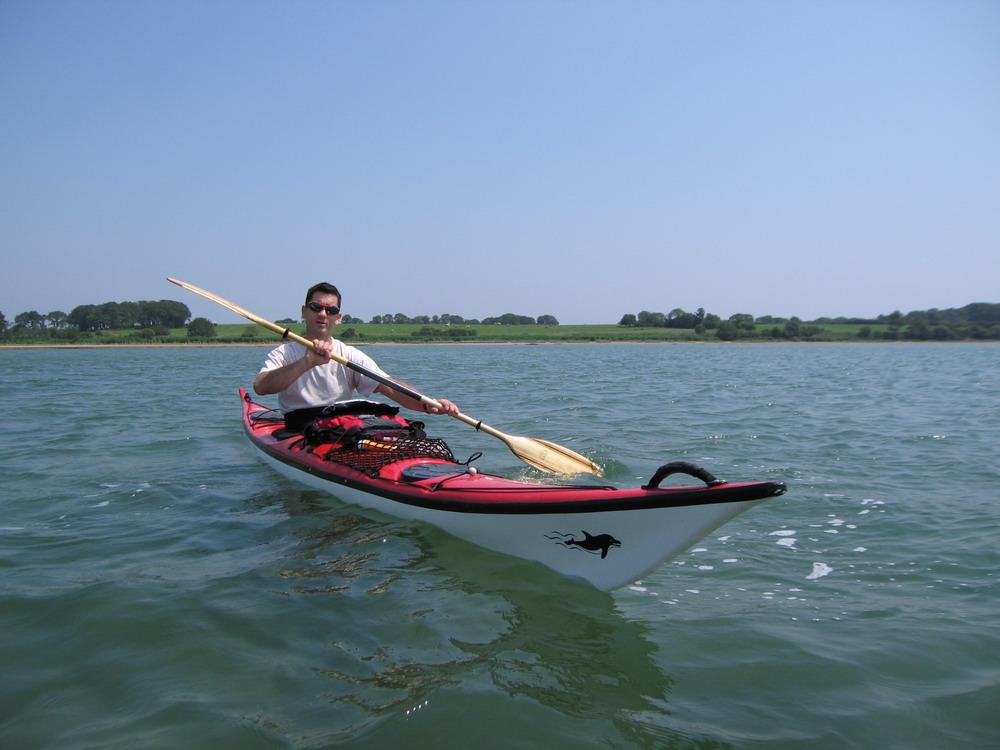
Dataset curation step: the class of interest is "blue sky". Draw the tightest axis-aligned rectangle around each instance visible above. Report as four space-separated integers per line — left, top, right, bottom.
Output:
2 0 998 325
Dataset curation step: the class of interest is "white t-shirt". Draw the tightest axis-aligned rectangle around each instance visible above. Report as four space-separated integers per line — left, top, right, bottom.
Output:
259 340 389 414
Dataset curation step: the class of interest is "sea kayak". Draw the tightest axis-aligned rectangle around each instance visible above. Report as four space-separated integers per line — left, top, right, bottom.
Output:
241 388 787 590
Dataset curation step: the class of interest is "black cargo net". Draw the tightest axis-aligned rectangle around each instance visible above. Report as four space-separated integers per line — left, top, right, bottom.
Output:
319 437 456 477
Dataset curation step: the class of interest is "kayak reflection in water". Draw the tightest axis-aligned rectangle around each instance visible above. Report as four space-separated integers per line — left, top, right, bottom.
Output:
252 281 460 418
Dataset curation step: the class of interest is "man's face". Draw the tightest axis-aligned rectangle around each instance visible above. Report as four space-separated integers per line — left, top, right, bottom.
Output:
302 291 341 338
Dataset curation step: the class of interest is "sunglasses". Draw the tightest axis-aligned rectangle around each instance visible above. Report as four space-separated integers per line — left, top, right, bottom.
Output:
306 301 340 315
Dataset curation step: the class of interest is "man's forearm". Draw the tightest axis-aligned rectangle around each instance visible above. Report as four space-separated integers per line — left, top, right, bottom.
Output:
375 382 428 412
254 358 312 395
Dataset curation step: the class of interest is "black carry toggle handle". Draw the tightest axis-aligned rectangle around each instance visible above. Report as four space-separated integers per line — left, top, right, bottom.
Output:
642 461 727 489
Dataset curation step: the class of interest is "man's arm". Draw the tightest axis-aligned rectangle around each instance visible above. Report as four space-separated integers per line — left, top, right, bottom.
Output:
253 340 331 395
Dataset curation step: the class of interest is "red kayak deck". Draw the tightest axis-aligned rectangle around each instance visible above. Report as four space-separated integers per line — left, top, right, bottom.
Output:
241 389 786 514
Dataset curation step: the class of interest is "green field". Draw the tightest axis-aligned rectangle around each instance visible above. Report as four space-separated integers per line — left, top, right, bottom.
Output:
1 321 902 345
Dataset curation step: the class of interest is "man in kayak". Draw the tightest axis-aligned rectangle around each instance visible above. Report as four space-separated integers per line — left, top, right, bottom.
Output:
253 282 460 417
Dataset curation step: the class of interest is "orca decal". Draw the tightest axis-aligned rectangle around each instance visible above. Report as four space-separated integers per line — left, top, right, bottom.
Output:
545 531 622 559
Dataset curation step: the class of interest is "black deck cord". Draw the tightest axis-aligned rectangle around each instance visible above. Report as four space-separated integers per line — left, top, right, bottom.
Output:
429 452 483 491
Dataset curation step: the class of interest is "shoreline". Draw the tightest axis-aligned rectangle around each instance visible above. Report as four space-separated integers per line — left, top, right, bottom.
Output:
1 339 995 350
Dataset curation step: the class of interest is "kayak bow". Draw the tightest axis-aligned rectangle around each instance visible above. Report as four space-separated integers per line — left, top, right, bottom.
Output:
241 389 787 590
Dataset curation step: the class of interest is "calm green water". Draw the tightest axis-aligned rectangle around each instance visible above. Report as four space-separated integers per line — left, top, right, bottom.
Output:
1 343 997 749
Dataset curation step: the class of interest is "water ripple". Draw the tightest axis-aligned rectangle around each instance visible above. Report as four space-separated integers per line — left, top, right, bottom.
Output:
1 343 998 748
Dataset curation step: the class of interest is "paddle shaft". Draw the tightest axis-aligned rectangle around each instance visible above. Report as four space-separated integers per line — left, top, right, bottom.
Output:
276 325 494 432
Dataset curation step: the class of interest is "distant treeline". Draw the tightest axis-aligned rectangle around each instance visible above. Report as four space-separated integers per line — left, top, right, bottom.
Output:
617 308 824 340
617 303 1000 340
853 303 1000 340
1 300 192 336
3 300 999 342
362 313 559 326
338 325 479 340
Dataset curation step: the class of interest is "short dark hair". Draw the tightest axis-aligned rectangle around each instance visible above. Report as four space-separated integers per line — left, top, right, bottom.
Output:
305 282 341 307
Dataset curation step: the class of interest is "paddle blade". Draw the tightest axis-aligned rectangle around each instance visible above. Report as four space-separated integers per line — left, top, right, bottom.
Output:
167 277 256 319
505 435 603 477
167 276 313 348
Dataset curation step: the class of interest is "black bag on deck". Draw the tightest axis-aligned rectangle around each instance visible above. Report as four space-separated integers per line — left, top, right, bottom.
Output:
304 413 427 448
288 399 426 449
284 399 399 433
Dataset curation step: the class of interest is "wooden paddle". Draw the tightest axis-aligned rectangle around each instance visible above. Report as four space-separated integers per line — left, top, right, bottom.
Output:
167 277 603 476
